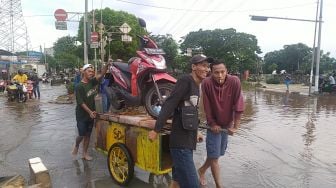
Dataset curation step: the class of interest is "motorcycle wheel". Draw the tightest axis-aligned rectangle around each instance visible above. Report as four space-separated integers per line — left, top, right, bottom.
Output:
145 82 175 119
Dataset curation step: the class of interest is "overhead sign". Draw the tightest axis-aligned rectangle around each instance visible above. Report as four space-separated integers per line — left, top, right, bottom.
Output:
54 9 68 21
119 23 131 34
91 32 99 42
28 51 43 58
55 21 67 30
90 42 99 49
121 34 132 42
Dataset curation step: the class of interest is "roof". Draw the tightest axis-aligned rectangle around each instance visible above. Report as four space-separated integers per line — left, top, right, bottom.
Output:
0 49 14 56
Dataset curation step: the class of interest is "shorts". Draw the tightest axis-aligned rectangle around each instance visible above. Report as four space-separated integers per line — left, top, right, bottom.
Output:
206 130 228 159
170 148 199 188
76 119 94 136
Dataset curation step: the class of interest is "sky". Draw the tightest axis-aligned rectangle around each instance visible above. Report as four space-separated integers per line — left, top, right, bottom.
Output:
21 0 336 57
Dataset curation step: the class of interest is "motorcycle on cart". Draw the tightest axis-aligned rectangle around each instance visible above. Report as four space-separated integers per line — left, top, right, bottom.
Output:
106 20 176 119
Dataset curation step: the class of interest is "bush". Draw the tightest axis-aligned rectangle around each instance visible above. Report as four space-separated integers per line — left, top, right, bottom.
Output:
66 82 75 94
266 77 280 84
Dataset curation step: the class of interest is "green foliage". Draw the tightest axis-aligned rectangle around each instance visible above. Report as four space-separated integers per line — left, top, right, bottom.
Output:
78 8 146 61
174 55 191 73
66 82 75 94
180 28 262 74
41 55 56 70
53 36 80 70
319 52 336 73
263 43 336 74
264 43 311 74
266 77 280 84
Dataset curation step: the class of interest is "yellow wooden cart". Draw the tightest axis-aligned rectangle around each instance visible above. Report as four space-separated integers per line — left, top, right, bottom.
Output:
95 113 172 186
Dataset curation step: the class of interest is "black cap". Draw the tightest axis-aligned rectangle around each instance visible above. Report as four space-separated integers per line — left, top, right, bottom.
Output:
190 54 214 64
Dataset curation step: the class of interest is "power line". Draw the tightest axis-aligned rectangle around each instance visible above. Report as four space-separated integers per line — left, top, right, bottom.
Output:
206 0 248 29
24 15 53 17
166 0 200 35
115 0 316 13
175 0 223 38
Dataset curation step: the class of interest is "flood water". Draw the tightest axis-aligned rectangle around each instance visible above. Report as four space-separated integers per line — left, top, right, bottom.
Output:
193 90 336 188
1 86 336 188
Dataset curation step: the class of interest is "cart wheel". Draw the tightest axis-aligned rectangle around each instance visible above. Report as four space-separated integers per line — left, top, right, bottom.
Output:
149 173 172 188
107 143 134 186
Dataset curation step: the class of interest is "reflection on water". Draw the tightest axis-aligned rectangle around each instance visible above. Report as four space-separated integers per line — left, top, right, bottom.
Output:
195 90 336 188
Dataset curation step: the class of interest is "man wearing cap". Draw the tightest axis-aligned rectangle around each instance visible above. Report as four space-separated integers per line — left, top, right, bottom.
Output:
72 62 110 160
148 54 212 188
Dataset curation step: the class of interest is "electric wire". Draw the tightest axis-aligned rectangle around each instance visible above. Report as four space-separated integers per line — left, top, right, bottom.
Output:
175 0 223 38
165 0 200 35
115 0 316 13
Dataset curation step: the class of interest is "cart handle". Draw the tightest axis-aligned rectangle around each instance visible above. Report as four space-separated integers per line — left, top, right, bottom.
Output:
198 125 228 134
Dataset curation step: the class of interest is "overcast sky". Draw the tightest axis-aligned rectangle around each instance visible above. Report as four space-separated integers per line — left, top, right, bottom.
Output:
21 0 336 57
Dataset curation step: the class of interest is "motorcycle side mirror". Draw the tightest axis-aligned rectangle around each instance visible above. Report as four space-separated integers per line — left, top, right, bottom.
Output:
138 18 146 28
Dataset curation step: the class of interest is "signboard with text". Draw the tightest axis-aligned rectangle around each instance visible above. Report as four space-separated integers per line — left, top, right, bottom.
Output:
55 21 67 30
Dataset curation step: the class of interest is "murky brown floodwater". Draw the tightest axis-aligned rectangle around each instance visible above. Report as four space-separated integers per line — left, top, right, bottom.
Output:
1 86 336 188
193 90 336 188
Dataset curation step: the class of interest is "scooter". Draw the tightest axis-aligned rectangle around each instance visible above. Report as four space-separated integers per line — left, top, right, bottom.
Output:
319 80 336 94
42 75 49 83
6 82 27 102
106 34 176 119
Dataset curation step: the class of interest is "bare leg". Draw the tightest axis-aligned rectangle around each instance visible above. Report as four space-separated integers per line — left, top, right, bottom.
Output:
72 136 83 156
82 135 92 160
209 159 222 188
198 158 212 185
170 180 180 188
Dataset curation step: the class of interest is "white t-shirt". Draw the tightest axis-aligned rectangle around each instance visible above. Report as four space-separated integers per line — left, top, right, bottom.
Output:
329 76 335 84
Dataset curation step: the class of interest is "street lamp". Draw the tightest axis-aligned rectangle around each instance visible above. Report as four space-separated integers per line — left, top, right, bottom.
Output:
250 15 317 23
250 0 323 95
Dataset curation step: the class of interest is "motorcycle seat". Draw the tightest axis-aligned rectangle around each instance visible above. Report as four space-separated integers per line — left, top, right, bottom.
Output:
113 62 130 73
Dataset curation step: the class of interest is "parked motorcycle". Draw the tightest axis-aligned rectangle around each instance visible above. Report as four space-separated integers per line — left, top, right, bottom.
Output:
42 75 49 83
6 82 27 102
106 21 176 119
319 81 336 94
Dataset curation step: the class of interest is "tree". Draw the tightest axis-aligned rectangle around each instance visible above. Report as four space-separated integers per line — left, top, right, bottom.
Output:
263 43 336 74
41 54 56 71
53 36 80 70
151 34 179 70
180 28 262 74
77 8 146 62
319 52 336 74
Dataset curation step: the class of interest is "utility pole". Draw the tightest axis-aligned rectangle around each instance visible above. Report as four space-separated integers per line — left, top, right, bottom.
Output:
83 0 89 64
100 6 104 65
92 6 97 73
309 0 319 96
314 0 323 93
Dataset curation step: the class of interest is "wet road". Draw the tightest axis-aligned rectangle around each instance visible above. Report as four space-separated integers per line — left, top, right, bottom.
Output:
1 85 336 187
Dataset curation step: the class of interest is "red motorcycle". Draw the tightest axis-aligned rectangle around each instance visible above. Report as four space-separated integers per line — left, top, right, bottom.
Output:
106 34 176 119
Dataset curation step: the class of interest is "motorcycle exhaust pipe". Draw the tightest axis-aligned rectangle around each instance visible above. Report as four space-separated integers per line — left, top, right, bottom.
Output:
114 87 141 105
